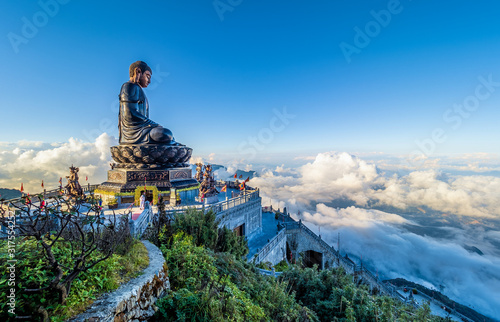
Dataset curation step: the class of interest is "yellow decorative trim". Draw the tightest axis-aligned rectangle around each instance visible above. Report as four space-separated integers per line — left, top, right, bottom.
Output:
177 184 201 193
94 189 137 197
96 184 200 206
94 189 116 197
134 186 159 206
116 192 134 196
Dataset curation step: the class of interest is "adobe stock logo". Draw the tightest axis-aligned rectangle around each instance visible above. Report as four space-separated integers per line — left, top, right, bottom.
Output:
238 107 295 159
213 0 243 21
403 74 500 169
7 0 71 54
339 0 405 64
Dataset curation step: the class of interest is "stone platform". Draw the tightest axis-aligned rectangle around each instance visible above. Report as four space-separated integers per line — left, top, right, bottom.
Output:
98 167 198 193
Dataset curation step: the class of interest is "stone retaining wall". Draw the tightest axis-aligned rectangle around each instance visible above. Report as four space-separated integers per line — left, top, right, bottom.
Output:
69 241 169 322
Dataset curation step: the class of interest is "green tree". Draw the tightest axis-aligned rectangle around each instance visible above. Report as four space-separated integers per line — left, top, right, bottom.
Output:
0 194 126 320
156 207 248 258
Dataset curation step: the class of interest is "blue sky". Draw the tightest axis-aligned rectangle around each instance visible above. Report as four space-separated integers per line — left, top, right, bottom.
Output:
2 3 500 317
1 0 500 158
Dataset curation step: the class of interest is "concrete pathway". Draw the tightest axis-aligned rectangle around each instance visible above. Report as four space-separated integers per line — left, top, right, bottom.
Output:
247 211 283 261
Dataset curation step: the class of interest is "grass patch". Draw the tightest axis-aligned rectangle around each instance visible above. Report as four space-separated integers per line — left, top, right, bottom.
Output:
116 240 150 282
53 240 149 320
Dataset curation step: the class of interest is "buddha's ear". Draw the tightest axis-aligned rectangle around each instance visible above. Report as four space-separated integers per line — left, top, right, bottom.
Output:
133 67 142 82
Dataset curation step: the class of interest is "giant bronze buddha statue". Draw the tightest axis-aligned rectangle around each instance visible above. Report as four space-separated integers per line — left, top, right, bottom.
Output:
119 61 178 145
110 61 191 169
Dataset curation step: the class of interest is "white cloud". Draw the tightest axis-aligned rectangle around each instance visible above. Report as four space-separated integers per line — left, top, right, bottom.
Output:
253 151 500 219
375 171 500 218
250 151 500 318
302 204 410 229
316 220 500 319
0 133 117 192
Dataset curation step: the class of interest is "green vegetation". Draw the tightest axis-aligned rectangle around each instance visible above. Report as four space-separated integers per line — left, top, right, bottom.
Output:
153 232 313 321
0 238 148 321
158 208 248 258
151 208 313 321
274 259 289 272
0 194 143 320
280 265 443 321
0 197 469 321
152 207 450 322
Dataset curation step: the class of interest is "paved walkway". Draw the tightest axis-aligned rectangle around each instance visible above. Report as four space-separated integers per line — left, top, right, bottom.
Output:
246 211 283 260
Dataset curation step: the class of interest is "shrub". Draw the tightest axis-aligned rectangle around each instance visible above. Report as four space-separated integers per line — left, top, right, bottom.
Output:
0 238 148 321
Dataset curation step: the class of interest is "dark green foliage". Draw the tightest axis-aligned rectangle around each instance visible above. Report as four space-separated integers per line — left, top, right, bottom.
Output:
279 265 442 322
154 233 266 321
151 205 453 321
274 259 289 272
172 208 219 248
155 207 248 258
153 233 315 321
214 252 315 321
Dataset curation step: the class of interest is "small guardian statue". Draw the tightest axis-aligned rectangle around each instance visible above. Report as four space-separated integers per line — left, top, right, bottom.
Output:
199 164 218 198
65 165 84 198
195 162 204 182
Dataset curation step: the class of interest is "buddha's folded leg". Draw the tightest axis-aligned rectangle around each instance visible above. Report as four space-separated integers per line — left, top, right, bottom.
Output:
150 126 173 143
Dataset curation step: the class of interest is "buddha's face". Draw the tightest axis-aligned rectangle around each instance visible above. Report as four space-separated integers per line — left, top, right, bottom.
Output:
138 70 152 88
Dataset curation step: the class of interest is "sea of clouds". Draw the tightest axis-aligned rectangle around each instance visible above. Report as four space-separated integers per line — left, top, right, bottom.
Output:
1 136 499 319
244 152 500 319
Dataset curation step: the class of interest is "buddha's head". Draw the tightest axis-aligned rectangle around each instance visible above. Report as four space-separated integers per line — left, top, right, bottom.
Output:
129 61 152 88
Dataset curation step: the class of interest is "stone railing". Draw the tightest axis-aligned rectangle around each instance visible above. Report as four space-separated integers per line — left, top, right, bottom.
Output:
212 189 259 214
129 202 154 238
1 184 100 205
69 241 169 322
252 228 286 265
256 267 283 277
159 189 260 219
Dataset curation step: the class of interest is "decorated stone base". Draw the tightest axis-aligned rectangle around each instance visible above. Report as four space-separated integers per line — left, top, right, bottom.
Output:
96 167 199 206
110 145 192 169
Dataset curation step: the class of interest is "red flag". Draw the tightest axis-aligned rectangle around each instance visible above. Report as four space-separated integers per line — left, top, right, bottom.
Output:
239 182 245 190
41 180 44 188
220 185 227 192
245 177 250 182
239 175 242 179
233 173 237 179
59 177 62 185
20 183 24 193
86 176 88 181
